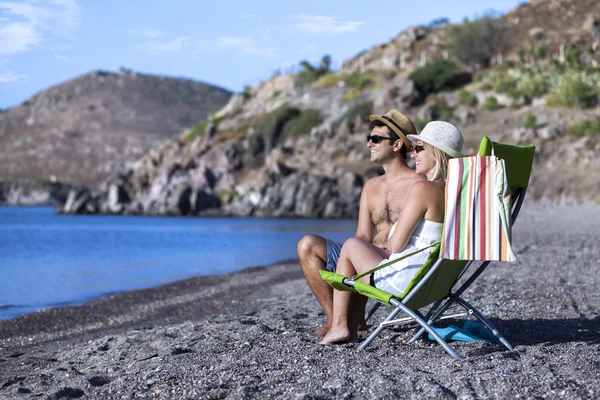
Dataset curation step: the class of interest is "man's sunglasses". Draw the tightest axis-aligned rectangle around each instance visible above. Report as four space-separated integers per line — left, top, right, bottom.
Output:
413 145 425 153
366 134 396 144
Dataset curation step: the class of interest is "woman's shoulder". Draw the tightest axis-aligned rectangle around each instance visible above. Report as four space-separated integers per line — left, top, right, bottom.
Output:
408 179 444 196
405 180 445 214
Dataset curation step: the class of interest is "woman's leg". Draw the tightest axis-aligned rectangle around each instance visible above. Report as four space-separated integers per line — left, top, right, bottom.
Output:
348 240 388 334
320 238 383 344
355 244 389 332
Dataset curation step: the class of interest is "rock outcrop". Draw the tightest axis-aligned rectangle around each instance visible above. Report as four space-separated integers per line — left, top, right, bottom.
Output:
58 105 369 218
0 180 77 206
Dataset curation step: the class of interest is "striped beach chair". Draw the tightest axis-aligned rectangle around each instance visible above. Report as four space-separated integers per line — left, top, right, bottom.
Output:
320 136 535 359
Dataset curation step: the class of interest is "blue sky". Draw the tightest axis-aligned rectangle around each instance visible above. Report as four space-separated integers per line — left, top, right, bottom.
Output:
0 0 525 109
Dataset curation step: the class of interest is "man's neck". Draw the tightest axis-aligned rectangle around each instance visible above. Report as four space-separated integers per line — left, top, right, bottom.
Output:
380 158 415 181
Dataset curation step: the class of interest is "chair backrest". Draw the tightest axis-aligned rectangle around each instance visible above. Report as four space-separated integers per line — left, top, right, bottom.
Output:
478 136 536 222
400 137 536 310
478 136 535 189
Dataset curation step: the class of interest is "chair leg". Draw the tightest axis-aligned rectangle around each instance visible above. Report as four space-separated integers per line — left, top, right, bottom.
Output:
454 297 515 352
409 299 444 341
360 299 463 360
359 306 403 350
422 299 444 323
407 297 455 344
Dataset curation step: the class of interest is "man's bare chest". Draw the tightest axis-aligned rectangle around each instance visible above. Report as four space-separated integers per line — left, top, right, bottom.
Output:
370 187 407 225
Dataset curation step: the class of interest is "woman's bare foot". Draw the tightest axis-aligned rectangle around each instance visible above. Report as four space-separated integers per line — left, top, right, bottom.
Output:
313 324 330 337
319 326 356 345
314 320 366 337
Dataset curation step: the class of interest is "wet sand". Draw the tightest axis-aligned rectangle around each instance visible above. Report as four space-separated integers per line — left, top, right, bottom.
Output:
1 204 599 399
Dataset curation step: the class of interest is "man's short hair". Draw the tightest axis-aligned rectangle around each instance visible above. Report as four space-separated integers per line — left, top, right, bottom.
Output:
369 120 407 157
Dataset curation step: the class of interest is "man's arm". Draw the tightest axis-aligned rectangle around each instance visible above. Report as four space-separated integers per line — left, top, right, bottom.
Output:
354 180 375 243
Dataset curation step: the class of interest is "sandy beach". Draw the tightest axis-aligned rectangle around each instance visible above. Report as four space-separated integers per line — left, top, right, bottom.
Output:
1 203 599 399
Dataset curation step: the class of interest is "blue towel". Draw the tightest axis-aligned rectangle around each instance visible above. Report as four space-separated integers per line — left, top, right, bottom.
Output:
428 320 498 343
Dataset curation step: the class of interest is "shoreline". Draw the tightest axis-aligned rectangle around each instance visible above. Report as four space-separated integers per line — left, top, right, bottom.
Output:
0 259 301 351
0 257 300 324
1 204 599 399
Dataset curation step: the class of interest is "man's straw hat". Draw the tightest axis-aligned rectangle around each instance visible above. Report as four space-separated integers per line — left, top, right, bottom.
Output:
369 109 417 152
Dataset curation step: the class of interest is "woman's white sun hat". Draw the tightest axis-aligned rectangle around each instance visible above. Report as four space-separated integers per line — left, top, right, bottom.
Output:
406 121 464 158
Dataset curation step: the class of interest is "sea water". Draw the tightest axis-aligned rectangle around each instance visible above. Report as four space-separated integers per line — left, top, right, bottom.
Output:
0 207 356 320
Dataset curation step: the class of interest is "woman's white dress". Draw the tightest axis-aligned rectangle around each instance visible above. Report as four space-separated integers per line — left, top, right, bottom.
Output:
372 219 443 296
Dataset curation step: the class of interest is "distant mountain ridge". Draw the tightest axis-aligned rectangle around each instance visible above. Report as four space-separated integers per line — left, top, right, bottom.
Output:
0 69 232 187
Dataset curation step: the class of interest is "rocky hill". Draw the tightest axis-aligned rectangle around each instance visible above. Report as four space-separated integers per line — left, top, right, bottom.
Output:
46 0 600 216
0 69 232 190
341 0 600 74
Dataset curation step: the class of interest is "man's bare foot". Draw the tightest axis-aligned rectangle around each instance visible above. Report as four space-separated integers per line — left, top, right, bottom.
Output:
319 327 357 345
313 324 331 337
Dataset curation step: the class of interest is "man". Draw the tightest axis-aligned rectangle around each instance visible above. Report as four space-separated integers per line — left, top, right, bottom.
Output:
297 109 425 336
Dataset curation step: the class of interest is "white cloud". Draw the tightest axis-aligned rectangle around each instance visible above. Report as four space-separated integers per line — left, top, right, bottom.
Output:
54 53 69 61
0 20 41 54
215 35 276 57
0 70 29 82
0 2 49 25
143 36 191 55
128 28 165 39
290 14 364 35
0 0 82 55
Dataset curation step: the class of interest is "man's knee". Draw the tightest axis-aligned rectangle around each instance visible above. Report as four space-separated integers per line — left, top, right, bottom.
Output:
298 234 324 257
297 234 327 268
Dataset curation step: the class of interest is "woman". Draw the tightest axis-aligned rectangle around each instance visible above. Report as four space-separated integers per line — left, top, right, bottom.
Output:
320 121 464 345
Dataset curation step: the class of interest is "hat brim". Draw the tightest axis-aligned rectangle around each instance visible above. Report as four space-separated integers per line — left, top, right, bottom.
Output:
369 114 413 152
406 134 463 158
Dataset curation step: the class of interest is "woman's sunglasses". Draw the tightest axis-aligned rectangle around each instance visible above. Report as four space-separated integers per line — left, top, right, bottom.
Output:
366 134 396 144
413 145 425 153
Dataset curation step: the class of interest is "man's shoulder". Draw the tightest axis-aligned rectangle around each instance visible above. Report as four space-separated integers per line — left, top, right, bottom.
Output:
364 175 385 187
363 175 388 193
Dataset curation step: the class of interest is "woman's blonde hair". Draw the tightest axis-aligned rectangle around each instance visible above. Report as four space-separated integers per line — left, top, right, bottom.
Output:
423 142 452 181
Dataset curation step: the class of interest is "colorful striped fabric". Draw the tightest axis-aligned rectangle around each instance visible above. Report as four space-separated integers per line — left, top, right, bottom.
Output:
441 156 517 262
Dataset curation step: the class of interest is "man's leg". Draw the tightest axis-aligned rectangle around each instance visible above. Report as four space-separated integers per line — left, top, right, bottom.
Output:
297 234 335 336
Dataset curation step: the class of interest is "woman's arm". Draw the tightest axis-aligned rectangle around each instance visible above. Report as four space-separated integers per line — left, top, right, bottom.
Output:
387 181 431 254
